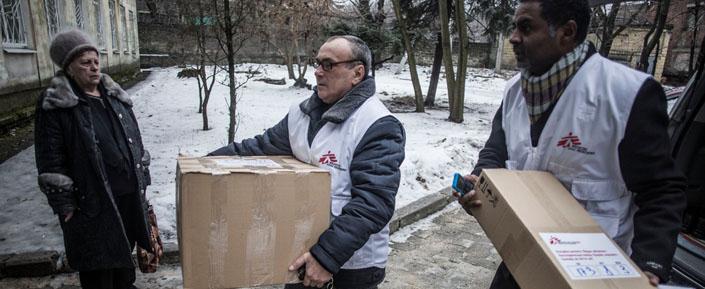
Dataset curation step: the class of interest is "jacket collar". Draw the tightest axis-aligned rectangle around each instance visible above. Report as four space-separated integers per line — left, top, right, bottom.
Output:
299 77 376 124
42 70 132 110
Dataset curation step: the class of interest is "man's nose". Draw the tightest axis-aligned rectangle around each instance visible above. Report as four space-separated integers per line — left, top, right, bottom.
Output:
509 30 521 45
314 66 324 77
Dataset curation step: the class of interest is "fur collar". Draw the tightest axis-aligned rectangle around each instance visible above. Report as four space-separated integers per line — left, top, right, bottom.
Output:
300 77 376 124
42 71 132 110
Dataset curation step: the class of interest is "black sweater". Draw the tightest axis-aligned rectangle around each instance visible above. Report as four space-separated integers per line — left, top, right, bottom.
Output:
472 58 687 281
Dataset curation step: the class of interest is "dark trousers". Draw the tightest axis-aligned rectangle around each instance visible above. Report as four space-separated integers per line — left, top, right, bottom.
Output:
79 194 139 289
285 267 385 289
79 268 137 289
490 262 521 289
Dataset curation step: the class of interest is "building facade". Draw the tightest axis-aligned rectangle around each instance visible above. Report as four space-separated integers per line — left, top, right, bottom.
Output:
0 0 140 129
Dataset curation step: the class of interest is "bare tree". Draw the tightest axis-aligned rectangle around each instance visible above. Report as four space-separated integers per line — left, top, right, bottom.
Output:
193 1 219 130
175 0 220 130
592 1 648 56
212 0 259 143
351 0 401 76
395 0 450 108
261 0 332 88
689 1 702 74
439 0 456 110
449 0 469 123
425 34 443 107
392 0 424 112
638 0 671 74
439 0 469 123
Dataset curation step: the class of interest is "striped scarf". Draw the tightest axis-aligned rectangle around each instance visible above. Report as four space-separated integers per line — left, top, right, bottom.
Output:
521 41 590 123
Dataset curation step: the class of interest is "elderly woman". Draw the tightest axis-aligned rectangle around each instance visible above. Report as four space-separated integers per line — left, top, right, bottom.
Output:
34 29 152 289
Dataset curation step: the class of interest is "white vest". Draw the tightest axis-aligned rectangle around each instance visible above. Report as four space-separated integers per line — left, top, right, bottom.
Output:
288 96 393 269
502 54 651 253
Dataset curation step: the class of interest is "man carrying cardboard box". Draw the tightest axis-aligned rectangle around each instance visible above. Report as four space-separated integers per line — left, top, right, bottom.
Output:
209 35 405 289
455 0 687 288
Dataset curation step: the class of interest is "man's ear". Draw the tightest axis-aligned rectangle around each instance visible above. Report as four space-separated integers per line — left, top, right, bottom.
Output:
560 20 578 48
352 64 365 85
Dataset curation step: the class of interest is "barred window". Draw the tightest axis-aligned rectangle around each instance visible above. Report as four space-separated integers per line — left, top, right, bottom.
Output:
44 0 64 39
128 10 135 52
74 0 83 29
1 0 28 48
108 0 116 51
119 4 126 52
93 0 104 48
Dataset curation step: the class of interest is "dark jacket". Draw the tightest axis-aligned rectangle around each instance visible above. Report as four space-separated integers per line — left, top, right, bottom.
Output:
473 53 686 281
210 78 406 274
34 71 151 271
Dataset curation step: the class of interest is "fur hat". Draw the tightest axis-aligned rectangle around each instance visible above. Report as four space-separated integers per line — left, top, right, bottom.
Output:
49 29 99 68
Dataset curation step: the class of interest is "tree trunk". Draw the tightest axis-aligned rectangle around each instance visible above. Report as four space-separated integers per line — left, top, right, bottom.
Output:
222 0 238 143
199 67 210 130
495 33 504 73
392 0 424 112
450 0 468 123
286 52 296 80
425 33 442 107
358 0 374 22
439 0 455 109
638 0 670 73
202 88 210 131
395 53 407 75
293 48 310 89
197 76 203 113
598 1 621 56
690 1 700 74
199 64 217 131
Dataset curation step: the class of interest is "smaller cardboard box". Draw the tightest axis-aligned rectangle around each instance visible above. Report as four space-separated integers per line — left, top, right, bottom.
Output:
472 169 653 289
176 156 331 289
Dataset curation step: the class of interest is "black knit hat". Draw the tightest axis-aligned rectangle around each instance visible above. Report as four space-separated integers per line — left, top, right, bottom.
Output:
49 29 99 68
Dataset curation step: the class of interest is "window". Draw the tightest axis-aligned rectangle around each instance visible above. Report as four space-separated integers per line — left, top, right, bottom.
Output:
120 4 126 52
108 0 116 51
93 0 104 48
74 0 83 29
128 10 135 52
1 0 28 48
44 0 64 39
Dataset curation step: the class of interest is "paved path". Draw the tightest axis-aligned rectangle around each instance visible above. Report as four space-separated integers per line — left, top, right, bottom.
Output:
0 204 501 289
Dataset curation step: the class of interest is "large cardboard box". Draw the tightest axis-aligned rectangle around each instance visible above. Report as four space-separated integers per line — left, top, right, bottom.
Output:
176 156 331 289
472 169 653 289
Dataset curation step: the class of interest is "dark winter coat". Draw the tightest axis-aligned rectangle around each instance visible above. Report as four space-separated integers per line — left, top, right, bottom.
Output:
34 71 151 271
209 78 406 274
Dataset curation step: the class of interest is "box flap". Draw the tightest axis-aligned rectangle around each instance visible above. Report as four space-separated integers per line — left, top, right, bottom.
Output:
177 156 329 175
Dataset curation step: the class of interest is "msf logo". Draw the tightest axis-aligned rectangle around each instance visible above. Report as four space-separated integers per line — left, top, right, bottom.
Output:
548 236 580 245
319 151 346 171
557 132 595 155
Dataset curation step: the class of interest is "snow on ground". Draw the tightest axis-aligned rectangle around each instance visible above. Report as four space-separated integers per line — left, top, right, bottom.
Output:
0 63 510 254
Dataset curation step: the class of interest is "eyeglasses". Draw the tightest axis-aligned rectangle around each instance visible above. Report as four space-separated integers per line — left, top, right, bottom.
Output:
313 59 362 71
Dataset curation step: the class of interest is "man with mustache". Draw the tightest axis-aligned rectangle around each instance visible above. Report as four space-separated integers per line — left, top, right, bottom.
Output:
209 35 405 289
454 0 686 288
